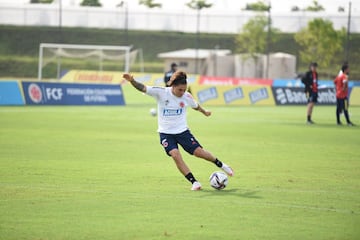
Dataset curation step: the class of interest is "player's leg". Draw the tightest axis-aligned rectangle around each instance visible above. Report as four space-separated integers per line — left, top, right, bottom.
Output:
343 98 354 126
168 148 201 190
159 132 201 190
306 92 314 124
307 102 314 123
336 98 342 125
193 147 234 177
307 92 317 124
168 148 190 176
177 130 234 176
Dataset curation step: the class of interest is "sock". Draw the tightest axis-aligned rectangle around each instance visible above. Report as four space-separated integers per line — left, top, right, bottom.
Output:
185 172 197 184
214 158 223 168
307 115 311 121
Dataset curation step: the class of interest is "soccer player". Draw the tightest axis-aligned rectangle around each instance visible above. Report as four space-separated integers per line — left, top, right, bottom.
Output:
163 63 178 86
301 62 319 124
334 63 354 126
123 70 234 191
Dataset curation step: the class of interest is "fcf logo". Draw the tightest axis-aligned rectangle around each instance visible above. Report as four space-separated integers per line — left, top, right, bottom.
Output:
46 87 63 100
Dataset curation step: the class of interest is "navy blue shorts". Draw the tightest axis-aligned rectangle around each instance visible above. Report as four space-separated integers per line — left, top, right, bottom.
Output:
159 130 202 156
337 98 349 111
307 91 318 103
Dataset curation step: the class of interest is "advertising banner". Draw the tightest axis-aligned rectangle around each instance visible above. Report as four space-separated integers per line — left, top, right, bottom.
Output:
199 76 273 86
60 70 126 84
22 81 125 106
273 79 356 88
60 70 199 86
190 85 275 106
349 87 360 106
272 87 336 105
0 81 24 105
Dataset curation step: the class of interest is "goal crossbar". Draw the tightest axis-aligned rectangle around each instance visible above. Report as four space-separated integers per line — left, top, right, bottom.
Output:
38 43 133 81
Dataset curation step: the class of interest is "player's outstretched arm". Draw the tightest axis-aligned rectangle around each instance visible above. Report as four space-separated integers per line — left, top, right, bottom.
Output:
194 104 211 117
123 73 146 93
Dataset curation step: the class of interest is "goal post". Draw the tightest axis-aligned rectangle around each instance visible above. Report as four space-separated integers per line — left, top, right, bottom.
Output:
38 43 136 81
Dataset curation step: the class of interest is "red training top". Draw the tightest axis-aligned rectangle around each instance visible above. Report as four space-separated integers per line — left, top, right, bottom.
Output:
312 71 318 93
334 73 348 99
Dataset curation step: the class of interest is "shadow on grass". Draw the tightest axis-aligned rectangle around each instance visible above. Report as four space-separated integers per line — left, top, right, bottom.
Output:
199 188 262 199
285 122 357 129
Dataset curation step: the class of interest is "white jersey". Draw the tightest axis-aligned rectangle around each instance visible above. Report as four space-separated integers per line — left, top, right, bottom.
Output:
146 86 199 134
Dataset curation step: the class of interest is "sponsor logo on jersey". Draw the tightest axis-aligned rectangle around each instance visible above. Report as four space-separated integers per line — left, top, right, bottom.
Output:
163 108 183 116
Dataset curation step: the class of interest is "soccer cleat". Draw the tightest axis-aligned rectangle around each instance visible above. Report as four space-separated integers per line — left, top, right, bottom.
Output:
221 163 234 177
337 121 343 125
347 122 355 126
191 181 202 191
307 120 315 125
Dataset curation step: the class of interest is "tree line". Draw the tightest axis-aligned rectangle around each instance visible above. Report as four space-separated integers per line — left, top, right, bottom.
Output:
28 0 352 76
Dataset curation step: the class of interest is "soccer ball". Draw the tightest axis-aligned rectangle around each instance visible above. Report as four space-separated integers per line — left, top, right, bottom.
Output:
209 171 228 190
149 108 157 117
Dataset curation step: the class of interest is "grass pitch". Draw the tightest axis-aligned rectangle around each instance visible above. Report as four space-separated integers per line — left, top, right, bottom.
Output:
0 90 359 239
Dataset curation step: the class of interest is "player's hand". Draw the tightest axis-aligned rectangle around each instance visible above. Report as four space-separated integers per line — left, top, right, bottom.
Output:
122 73 134 82
204 110 212 117
195 105 211 117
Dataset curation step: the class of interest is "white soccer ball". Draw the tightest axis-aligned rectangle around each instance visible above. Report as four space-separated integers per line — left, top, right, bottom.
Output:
209 171 228 190
149 108 157 117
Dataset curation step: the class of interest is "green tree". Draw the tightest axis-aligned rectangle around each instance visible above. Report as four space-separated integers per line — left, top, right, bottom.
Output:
30 0 53 3
244 1 270 11
186 0 213 73
305 0 325 12
291 6 300 12
235 13 279 77
235 16 278 57
236 16 267 56
186 0 212 10
294 18 345 71
338 6 345 12
139 0 161 8
80 0 102 7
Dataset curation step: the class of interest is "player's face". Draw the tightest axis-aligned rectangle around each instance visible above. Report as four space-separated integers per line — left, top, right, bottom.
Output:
172 84 187 97
345 67 350 74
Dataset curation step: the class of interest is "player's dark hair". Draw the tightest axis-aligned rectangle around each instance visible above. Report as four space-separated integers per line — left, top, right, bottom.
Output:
341 64 349 72
309 62 318 68
169 70 187 86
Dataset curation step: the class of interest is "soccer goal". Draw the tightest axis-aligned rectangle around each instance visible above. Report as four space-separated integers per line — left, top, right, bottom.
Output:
38 43 142 81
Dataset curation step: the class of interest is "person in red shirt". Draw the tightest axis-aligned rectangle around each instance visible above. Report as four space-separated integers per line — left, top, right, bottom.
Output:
334 64 354 126
301 62 318 124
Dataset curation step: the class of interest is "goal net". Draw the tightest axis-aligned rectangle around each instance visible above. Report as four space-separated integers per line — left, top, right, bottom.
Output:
38 43 141 81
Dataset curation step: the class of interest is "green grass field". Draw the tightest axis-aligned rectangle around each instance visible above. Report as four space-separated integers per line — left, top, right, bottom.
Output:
1 88 360 239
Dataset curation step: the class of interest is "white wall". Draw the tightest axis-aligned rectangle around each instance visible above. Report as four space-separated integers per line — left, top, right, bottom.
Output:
0 5 359 33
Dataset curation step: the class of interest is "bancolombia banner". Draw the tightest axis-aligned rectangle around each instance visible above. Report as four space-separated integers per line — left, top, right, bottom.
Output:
272 87 337 105
22 81 125 105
